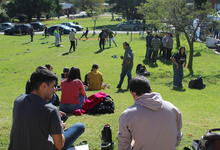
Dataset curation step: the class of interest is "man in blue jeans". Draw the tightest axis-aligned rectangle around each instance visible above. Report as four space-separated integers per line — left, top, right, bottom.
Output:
8 68 85 150
117 42 134 90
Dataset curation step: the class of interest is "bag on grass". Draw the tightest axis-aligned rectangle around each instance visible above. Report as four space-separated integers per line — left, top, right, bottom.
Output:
101 124 114 150
191 128 220 150
188 76 205 89
136 64 150 76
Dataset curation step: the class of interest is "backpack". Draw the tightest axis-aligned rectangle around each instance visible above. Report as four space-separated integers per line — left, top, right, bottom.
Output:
190 128 220 150
136 64 150 76
188 76 205 89
87 96 115 115
101 124 114 150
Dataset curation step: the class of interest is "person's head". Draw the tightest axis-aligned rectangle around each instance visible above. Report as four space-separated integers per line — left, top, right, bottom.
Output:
30 69 58 100
178 46 186 55
62 67 70 78
129 76 152 99
67 67 81 81
155 34 158 38
147 31 151 35
45 64 53 71
91 64 99 71
123 42 130 49
169 33 173 37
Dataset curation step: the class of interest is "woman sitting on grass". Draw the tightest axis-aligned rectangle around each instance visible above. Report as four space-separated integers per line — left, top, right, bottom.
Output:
60 67 86 114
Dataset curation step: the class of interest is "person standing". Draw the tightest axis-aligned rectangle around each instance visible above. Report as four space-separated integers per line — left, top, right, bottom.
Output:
54 27 60 47
29 27 34 42
44 26 48 38
151 34 161 63
117 42 133 90
108 29 117 47
171 46 187 89
118 76 182 150
165 33 173 61
69 29 77 53
8 68 85 150
98 30 106 50
145 32 153 62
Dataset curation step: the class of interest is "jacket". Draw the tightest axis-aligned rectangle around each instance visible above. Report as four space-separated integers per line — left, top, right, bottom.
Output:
122 47 133 70
118 92 182 150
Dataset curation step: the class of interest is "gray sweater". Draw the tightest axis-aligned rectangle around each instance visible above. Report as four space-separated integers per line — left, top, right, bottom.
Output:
118 92 182 150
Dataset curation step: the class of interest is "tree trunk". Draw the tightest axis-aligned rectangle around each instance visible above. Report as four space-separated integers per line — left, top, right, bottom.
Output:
184 32 194 75
187 42 194 75
93 19 96 35
176 32 180 48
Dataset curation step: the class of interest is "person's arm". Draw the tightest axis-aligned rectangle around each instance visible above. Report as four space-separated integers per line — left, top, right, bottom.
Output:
118 114 132 150
52 134 65 150
50 109 65 150
175 109 183 146
79 81 86 96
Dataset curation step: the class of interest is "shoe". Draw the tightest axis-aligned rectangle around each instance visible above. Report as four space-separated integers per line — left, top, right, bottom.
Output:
116 85 121 89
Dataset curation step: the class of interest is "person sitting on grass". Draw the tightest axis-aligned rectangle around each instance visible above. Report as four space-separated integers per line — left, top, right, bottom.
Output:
60 67 87 114
85 64 109 91
9 68 85 150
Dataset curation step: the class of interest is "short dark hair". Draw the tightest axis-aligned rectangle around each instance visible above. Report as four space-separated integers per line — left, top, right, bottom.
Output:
45 64 53 70
30 69 58 90
92 64 99 69
63 67 70 73
67 67 81 81
123 42 130 47
129 76 152 96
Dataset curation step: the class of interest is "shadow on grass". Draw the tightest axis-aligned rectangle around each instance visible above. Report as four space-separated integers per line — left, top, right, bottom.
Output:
94 47 110 54
62 52 70 56
115 89 129 93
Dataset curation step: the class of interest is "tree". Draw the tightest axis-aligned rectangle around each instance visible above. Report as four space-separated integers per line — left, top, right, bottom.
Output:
5 0 61 22
73 0 105 34
107 0 145 20
138 0 213 75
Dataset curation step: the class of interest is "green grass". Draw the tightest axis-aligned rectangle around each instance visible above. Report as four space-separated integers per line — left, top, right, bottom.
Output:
0 19 220 150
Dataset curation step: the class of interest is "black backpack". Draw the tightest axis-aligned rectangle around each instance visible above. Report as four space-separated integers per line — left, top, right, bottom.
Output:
87 96 115 115
188 76 205 89
190 129 220 150
101 124 114 150
136 64 150 76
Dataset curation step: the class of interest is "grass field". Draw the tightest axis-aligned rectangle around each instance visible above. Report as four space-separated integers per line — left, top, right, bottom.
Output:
0 17 220 150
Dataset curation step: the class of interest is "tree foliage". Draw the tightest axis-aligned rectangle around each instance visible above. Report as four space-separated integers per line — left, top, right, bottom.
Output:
5 0 61 22
107 0 145 20
138 0 214 75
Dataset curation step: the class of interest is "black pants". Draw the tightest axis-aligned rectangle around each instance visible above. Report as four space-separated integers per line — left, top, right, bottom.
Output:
69 41 76 52
166 48 172 61
99 39 105 50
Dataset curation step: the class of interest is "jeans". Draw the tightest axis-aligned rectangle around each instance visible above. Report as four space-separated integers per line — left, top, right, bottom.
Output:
69 40 76 52
60 96 86 114
147 48 153 62
173 64 183 88
117 67 132 89
166 48 172 61
63 123 85 150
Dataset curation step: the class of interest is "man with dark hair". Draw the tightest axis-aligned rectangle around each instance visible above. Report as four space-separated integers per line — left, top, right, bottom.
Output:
86 64 103 90
98 29 107 50
9 69 85 150
116 42 133 90
118 76 182 150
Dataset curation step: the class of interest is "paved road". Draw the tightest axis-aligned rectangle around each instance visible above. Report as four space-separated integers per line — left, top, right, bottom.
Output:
0 30 142 35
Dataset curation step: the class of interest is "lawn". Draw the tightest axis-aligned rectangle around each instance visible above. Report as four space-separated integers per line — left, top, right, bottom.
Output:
0 18 220 150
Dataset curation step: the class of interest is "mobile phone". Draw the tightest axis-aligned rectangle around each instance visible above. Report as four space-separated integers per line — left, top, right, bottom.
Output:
61 115 68 123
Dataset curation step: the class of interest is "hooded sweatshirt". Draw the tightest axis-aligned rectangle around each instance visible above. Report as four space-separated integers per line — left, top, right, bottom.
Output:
118 92 182 150
122 47 133 70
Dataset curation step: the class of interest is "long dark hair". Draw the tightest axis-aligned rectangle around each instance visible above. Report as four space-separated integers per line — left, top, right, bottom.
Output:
178 46 186 55
67 67 81 81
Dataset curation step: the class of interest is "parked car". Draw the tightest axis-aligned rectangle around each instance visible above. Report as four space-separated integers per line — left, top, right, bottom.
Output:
47 24 74 35
61 22 83 31
73 11 88 18
30 22 45 31
4 24 32 35
0 22 14 31
116 20 146 31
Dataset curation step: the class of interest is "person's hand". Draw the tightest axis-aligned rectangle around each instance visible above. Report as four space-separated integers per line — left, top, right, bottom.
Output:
59 111 66 117
61 121 66 130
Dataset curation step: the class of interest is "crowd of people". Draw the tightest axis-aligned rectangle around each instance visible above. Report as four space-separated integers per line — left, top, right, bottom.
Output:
8 28 187 150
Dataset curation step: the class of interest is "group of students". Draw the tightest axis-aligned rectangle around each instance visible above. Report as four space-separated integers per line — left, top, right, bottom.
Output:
25 63 109 114
146 32 173 63
98 29 117 50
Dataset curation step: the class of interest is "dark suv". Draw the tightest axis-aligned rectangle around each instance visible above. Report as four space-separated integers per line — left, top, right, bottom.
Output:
30 22 45 31
4 24 32 35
